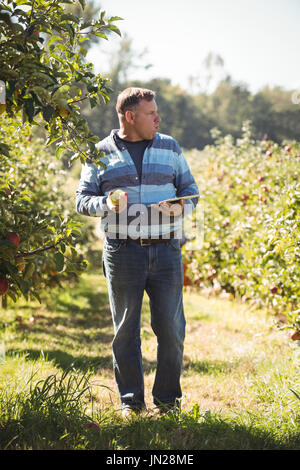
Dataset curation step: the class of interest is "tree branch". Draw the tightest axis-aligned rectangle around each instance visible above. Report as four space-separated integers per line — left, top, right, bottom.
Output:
18 237 66 257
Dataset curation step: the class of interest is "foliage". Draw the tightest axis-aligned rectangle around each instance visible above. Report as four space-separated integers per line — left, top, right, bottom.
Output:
205 79 300 143
182 122 300 332
0 0 122 163
0 368 97 450
0 117 95 304
0 0 121 303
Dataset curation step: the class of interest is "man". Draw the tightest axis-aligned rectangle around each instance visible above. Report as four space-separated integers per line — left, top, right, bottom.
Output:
76 87 199 416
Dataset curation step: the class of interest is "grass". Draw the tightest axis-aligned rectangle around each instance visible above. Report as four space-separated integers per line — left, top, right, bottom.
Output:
0 255 299 450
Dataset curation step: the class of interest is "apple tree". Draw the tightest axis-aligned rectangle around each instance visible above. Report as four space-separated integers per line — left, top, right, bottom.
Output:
0 0 122 161
0 0 122 303
0 117 95 304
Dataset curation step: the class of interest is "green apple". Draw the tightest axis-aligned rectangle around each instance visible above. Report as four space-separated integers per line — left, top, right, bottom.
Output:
110 189 128 206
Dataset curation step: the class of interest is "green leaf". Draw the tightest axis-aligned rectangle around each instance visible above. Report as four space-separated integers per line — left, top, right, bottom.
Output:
47 36 63 47
18 278 30 295
62 23 75 43
93 31 108 40
7 290 17 302
0 143 10 157
23 262 35 281
68 152 80 166
54 252 64 272
56 145 66 159
30 290 42 303
106 24 122 36
78 0 86 10
109 16 124 22
15 0 32 5
57 85 70 95
87 134 99 143
79 47 87 57
42 105 55 123
60 14 80 24
46 135 62 146
24 98 34 123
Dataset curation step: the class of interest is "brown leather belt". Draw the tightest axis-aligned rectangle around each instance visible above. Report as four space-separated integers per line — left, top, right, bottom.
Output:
128 232 176 246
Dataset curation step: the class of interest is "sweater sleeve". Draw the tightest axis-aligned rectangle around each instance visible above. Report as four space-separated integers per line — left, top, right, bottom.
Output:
173 144 199 216
76 162 108 217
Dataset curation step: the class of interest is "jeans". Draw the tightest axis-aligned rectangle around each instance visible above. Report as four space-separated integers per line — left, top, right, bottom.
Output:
102 237 185 409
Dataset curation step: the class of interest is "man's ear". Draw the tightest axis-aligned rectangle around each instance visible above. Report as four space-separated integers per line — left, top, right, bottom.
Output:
124 109 135 124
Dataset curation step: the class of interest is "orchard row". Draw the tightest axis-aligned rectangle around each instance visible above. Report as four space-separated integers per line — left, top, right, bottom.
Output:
182 123 300 336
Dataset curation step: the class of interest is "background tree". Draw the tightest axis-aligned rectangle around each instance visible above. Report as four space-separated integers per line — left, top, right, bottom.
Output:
188 51 226 95
205 77 253 139
79 37 300 150
80 34 153 140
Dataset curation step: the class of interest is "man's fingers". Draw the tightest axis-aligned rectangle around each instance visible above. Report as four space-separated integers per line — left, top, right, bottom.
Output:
155 201 183 216
107 191 128 213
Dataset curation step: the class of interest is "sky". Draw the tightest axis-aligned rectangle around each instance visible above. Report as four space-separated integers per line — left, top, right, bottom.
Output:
87 0 300 94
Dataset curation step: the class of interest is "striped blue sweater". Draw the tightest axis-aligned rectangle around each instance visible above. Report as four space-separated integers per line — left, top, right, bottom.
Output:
76 130 199 239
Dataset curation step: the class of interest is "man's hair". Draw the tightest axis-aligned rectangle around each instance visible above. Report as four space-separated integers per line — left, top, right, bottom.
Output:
116 87 155 116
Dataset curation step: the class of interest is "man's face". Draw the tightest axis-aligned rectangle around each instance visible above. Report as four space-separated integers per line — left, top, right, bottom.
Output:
130 99 161 140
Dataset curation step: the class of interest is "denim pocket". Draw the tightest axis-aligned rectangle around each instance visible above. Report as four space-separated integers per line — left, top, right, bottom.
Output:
103 237 123 253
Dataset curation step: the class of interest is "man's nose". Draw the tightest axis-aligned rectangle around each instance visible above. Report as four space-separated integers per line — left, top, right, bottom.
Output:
155 114 161 123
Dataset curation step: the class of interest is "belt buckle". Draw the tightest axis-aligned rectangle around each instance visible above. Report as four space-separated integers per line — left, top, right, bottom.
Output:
140 238 151 246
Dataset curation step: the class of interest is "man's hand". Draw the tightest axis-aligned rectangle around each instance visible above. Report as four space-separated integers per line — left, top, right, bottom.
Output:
107 190 128 213
153 199 185 217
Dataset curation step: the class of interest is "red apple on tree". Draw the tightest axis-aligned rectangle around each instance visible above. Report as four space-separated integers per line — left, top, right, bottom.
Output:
6 232 20 247
291 331 300 341
31 29 40 38
87 422 100 430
